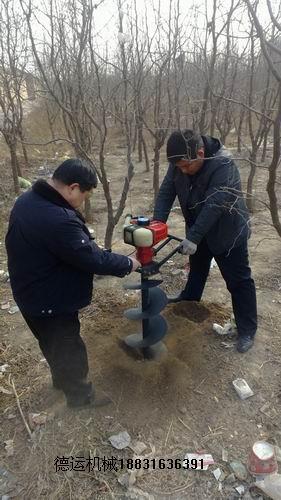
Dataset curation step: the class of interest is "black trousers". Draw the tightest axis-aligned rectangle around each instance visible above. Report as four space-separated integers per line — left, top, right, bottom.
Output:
22 312 91 402
181 239 257 338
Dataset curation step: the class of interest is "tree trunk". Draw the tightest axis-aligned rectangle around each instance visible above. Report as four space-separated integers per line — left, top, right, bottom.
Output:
142 136 150 172
261 129 269 163
237 109 245 153
132 120 137 152
18 128 29 169
246 151 257 213
267 86 281 237
21 142 29 169
84 198 93 223
153 144 160 204
137 123 143 163
210 98 217 136
10 142 20 194
104 213 115 250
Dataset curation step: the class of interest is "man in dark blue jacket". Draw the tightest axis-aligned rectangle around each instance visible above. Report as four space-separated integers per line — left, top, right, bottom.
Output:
5 159 140 407
153 130 257 353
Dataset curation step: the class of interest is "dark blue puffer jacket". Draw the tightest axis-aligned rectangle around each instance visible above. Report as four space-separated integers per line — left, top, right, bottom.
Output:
154 135 250 254
5 180 132 316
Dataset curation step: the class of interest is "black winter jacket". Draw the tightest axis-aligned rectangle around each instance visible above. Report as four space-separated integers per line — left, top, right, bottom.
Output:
5 180 132 316
153 135 250 254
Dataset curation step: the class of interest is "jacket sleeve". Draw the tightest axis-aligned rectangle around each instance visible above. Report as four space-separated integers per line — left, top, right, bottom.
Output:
187 160 241 245
48 218 133 277
153 164 177 222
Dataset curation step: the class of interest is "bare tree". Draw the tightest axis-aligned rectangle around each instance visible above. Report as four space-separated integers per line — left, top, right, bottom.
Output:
0 0 29 193
21 0 141 247
142 0 176 202
244 0 281 234
198 0 237 133
245 30 277 212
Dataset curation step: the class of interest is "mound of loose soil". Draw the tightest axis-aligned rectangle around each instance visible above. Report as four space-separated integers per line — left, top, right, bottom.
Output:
81 290 231 429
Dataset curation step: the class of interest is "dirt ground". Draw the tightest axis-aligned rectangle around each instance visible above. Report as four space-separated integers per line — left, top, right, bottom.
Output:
1 140 281 499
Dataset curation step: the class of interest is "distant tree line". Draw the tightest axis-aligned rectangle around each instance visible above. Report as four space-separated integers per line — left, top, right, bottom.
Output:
1 0 281 244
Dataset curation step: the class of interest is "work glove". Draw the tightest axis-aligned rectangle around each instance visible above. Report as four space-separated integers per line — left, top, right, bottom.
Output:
179 238 197 256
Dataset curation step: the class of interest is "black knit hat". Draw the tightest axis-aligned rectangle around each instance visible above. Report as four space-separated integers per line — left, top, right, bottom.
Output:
166 130 203 163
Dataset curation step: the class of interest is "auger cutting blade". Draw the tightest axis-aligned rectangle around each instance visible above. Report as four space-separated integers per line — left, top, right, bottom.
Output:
143 342 168 360
124 315 168 348
124 287 168 320
123 279 163 290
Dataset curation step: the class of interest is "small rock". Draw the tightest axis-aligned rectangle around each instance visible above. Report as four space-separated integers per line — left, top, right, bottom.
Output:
8 305 19 315
0 302 10 310
219 470 226 482
118 472 137 488
213 468 222 481
225 473 236 484
4 440 14 457
210 258 217 269
179 405 188 415
275 445 281 462
109 431 131 450
129 441 147 455
222 448 228 462
232 379 254 400
213 320 236 336
118 473 130 488
236 485 245 495
230 461 248 481
0 364 9 374
0 271 9 283
213 323 224 335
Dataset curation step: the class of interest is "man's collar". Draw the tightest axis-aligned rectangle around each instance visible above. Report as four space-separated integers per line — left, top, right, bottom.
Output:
32 179 85 222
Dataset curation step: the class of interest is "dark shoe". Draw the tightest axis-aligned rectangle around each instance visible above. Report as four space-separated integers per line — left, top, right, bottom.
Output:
67 393 94 408
167 292 188 304
67 394 112 409
66 383 112 409
236 336 254 353
52 378 63 391
66 381 93 407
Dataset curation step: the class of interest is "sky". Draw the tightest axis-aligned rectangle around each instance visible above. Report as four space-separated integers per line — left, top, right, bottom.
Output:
16 0 281 65
82 0 278 57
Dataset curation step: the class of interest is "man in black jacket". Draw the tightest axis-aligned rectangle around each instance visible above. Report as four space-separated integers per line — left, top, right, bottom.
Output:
6 159 140 407
153 129 257 353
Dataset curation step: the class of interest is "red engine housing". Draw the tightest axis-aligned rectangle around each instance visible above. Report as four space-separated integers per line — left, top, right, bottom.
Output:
134 220 168 265
136 247 154 265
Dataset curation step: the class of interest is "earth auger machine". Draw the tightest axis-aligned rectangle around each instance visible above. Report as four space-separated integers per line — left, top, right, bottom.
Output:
123 215 183 359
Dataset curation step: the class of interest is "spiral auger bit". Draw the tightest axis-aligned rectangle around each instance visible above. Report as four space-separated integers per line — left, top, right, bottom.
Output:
123 215 183 360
